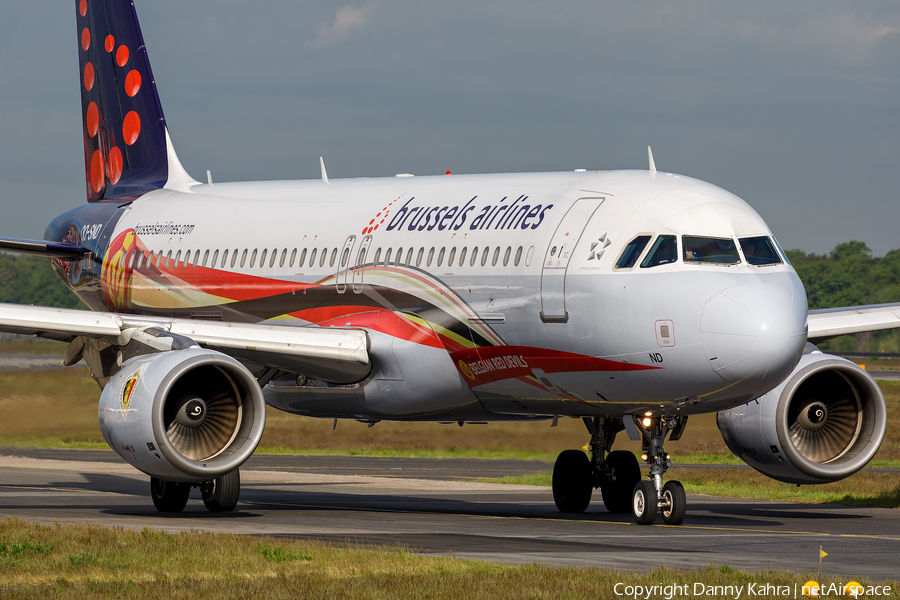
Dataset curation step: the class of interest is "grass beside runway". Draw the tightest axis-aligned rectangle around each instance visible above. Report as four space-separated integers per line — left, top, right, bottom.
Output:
0 520 895 599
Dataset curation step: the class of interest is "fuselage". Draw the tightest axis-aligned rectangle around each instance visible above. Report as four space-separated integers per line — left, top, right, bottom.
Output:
46 168 809 421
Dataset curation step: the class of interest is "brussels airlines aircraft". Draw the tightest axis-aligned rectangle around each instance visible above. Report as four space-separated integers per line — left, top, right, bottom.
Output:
2 0 899 523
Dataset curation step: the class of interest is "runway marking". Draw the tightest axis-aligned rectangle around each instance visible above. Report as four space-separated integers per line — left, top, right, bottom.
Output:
241 499 900 542
0 484 126 496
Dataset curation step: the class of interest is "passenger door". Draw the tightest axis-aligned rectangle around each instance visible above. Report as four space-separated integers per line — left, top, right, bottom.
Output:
539 197 604 322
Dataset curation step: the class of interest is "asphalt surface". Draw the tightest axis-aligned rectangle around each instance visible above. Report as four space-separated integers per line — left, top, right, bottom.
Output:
1 448 898 580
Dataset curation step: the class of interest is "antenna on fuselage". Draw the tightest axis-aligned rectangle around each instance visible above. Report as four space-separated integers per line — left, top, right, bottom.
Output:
320 156 330 184
648 146 657 174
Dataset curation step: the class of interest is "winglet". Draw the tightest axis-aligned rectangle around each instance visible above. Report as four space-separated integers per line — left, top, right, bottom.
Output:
320 157 330 184
648 146 657 174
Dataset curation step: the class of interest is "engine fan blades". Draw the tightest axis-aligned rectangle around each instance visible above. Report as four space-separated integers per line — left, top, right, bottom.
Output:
789 393 860 464
166 386 239 461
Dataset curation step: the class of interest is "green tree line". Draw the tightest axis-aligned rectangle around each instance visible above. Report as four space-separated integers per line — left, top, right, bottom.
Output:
786 242 900 353
1 242 899 351
0 254 83 309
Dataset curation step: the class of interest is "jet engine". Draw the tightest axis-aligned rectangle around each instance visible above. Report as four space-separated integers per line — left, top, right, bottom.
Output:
98 348 266 482
716 345 886 484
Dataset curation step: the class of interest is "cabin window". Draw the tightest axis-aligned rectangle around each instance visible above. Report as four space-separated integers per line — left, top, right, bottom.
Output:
239 249 247 268
175 250 182 268
202 250 209 268
231 250 238 268
329 248 337 267
617 235 652 269
319 248 328 268
406 248 414 265
193 250 201 267
119 251 127 269
222 250 230 268
212 250 219 267
295 248 303 267
384 248 392 265
437 247 445 267
447 247 456 267
394 247 402 266
250 249 258 268
459 247 468 267
427 247 435 267
503 246 511 266
309 248 317 267
416 248 424 267
279 248 286 268
374 248 382 265
739 236 782 266
289 248 296 267
640 235 678 268
341 247 350 267
481 247 489 267
514 246 523 266
470 246 479 267
682 236 740 265
525 246 535 266
259 249 267 268
166 251 173 268
270 248 278 268
136 252 144 269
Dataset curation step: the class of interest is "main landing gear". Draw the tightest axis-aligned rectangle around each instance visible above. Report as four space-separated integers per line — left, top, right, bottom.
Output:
552 417 641 515
631 414 688 525
150 469 241 513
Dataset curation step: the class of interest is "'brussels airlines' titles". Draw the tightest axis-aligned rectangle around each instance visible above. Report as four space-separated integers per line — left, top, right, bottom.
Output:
385 196 554 233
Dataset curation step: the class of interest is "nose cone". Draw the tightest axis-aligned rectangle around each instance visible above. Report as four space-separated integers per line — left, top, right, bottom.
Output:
701 281 807 386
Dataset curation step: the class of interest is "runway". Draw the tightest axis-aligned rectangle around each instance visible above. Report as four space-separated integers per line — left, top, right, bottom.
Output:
1 448 898 580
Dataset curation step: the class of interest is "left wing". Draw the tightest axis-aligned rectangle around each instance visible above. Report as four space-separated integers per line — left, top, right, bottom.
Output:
807 303 900 344
0 303 370 384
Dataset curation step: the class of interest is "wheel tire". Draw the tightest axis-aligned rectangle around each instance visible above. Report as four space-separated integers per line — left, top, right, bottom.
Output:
601 450 641 514
662 480 686 525
202 469 241 512
150 478 191 513
632 480 657 525
552 450 593 513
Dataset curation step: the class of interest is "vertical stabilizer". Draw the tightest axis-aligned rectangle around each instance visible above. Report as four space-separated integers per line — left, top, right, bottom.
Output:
76 0 195 201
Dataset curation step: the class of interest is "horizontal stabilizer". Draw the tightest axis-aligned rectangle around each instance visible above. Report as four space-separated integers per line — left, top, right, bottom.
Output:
0 237 90 260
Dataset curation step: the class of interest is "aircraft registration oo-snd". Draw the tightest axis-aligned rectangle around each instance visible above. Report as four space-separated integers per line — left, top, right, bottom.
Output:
1 0 899 524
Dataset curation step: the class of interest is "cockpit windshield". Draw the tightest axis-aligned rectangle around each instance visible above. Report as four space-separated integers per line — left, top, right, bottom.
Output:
682 236 740 265
616 235 651 269
739 236 782 266
640 235 677 268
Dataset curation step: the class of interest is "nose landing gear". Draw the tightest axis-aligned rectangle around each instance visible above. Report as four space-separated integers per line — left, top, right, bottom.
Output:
631 414 688 525
551 417 641 514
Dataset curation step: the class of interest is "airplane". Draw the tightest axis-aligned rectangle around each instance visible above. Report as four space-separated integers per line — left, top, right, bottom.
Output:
1 0 899 524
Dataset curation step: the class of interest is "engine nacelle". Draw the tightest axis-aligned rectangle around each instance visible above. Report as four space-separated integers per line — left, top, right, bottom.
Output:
716 345 886 484
99 348 266 482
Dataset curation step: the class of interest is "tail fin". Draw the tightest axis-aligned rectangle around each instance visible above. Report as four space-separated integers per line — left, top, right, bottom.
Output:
76 0 195 201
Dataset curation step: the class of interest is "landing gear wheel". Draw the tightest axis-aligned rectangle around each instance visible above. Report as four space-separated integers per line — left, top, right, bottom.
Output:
202 469 241 512
632 480 657 525
150 478 190 513
661 480 686 525
601 450 641 513
552 450 592 513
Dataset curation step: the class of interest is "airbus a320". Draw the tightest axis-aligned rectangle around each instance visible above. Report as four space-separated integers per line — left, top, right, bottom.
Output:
1 0 898 524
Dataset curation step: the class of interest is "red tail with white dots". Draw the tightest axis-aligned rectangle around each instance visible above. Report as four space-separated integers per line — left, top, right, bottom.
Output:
75 0 194 201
